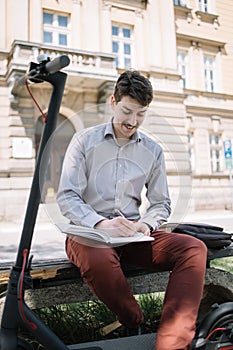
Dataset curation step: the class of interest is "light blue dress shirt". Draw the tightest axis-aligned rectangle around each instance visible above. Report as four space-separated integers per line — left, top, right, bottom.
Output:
57 120 171 230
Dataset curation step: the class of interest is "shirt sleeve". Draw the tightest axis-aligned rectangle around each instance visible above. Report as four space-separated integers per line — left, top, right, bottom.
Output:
56 133 106 228
139 147 171 230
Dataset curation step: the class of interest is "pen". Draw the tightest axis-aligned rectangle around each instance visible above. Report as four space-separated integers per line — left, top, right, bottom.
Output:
114 209 125 218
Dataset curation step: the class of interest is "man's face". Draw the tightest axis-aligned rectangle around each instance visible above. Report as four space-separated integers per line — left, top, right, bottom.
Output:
111 96 148 141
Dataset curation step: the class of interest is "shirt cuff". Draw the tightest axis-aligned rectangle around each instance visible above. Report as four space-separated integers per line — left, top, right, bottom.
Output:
142 220 165 232
144 223 154 233
72 212 107 228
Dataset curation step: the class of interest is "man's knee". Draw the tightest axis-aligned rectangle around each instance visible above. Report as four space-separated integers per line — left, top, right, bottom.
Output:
190 236 208 259
184 236 208 273
174 234 208 270
180 234 207 254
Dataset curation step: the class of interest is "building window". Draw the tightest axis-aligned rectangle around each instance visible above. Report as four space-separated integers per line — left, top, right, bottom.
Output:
204 55 216 92
187 132 195 172
209 133 223 173
112 24 133 69
43 11 70 47
177 51 187 88
198 0 210 12
174 0 188 6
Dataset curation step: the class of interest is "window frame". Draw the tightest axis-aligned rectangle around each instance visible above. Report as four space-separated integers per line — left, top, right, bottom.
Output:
112 23 134 69
209 133 223 173
42 11 70 47
174 0 189 7
197 0 215 13
187 131 195 172
177 50 188 89
204 55 216 92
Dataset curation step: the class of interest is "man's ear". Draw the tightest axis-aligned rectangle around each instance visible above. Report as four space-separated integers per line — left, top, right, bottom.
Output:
110 95 115 110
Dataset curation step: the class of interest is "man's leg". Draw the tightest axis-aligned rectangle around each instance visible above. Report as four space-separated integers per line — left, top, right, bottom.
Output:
154 233 207 350
119 231 207 350
65 236 144 328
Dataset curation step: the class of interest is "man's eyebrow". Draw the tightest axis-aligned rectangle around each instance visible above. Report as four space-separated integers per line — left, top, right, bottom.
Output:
121 105 147 112
121 106 132 112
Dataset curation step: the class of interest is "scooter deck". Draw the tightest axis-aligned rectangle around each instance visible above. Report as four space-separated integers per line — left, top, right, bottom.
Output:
68 333 156 350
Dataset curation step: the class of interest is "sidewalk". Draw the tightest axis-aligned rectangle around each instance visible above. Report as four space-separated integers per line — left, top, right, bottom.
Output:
0 207 232 263
0 220 67 263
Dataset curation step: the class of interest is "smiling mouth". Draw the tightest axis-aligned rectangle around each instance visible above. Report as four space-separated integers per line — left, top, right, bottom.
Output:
123 123 136 130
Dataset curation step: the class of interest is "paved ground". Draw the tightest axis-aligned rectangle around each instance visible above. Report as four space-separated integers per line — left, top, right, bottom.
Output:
0 204 232 263
69 333 156 350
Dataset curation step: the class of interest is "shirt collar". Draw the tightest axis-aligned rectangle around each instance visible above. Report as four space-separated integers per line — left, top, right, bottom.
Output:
104 118 142 143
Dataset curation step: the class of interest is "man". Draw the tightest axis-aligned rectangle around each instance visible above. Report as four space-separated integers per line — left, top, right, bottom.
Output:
57 71 207 350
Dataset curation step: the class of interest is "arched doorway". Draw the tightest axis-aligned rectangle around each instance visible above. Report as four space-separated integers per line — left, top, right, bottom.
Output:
35 114 75 202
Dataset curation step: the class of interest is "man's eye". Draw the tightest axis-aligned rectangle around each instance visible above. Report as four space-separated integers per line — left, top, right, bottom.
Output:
122 110 131 115
137 112 146 117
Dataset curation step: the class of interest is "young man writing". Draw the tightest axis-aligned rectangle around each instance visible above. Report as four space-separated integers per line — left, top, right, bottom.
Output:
57 71 207 350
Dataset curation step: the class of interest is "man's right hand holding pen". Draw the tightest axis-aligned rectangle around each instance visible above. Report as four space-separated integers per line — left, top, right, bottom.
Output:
94 209 151 237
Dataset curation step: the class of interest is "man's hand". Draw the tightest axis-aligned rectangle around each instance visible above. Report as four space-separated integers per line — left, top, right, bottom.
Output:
95 218 151 237
134 222 151 236
95 217 137 237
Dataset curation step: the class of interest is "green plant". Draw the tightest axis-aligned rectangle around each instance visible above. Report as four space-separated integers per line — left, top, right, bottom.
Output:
18 293 164 349
138 293 164 333
34 300 116 344
210 257 233 273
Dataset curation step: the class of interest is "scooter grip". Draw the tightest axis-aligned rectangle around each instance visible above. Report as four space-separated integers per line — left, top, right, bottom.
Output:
45 54 70 74
16 55 70 85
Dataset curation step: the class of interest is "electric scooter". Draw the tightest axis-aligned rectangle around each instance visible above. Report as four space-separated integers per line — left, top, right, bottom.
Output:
0 54 100 350
0 55 232 350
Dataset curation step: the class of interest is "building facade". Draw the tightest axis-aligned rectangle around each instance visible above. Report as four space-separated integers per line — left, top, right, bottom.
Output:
0 0 233 223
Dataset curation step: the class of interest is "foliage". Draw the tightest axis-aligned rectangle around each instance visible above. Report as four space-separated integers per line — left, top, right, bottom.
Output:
210 257 233 273
19 293 164 349
137 292 164 333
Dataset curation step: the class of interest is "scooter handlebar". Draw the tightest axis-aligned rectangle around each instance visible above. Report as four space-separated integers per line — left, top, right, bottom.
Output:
44 54 70 74
17 54 70 85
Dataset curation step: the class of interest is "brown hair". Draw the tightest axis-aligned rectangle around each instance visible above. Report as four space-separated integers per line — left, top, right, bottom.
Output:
113 70 153 106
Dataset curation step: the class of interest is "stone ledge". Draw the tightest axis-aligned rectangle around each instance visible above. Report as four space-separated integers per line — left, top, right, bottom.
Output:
1 257 232 321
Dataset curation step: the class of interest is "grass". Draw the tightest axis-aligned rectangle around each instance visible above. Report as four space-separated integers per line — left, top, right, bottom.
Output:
19 293 164 349
210 256 233 273
137 293 164 334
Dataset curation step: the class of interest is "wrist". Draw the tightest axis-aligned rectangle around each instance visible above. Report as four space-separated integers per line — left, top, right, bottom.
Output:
94 219 108 228
144 223 154 233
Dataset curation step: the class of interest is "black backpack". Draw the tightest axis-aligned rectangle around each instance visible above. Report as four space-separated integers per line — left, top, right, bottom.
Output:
164 222 232 250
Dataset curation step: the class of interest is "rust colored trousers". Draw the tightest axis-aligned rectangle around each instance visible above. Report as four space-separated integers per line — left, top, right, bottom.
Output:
66 230 207 350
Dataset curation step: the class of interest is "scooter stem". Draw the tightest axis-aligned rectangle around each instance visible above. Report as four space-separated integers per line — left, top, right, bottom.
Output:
1 68 69 350
15 71 67 268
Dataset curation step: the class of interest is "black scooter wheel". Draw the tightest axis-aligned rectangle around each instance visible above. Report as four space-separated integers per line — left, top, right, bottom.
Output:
195 302 233 341
205 312 233 341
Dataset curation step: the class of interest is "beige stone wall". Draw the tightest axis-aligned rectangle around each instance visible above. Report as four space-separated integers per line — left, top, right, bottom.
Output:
0 0 233 222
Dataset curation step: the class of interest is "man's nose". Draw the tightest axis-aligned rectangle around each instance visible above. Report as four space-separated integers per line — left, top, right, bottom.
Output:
128 112 137 125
